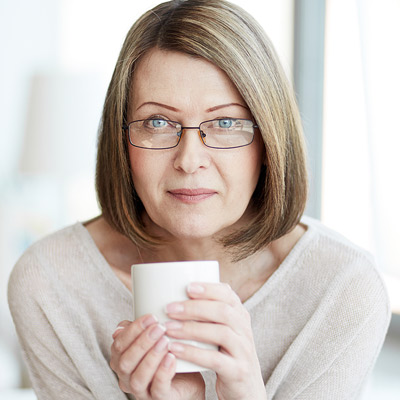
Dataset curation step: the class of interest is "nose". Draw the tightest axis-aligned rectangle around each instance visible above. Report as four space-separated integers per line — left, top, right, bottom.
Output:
173 128 211 173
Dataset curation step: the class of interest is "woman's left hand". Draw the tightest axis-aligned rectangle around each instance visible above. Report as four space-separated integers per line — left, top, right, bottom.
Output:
165 282 267 400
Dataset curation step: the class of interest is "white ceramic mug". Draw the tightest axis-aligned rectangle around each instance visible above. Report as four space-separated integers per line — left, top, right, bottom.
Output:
131 260 220 373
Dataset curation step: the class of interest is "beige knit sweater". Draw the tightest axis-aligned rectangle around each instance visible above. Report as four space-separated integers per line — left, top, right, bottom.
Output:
8 216 390 399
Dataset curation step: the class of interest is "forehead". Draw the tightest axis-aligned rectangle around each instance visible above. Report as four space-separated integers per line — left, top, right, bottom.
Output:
129 48 246 113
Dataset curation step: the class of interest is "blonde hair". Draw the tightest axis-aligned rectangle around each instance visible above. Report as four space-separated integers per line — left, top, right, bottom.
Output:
96 0 308 260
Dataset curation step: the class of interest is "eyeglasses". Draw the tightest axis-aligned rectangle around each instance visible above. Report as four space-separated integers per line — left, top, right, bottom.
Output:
123 118 258 150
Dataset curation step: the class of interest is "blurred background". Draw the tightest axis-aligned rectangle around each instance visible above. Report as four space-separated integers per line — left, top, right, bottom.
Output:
0 0 399 398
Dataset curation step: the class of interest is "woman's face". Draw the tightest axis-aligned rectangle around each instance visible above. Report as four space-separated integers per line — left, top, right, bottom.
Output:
128 48 264 241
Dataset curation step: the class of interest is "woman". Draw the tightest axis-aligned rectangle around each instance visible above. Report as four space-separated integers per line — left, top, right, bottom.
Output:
8 1 390 399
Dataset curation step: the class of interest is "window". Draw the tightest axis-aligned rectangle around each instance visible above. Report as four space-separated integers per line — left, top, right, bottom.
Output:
322 0 400 311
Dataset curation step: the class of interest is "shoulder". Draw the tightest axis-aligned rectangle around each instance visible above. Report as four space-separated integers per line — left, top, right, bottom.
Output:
297 216 390 319
8 223 92 304
300 216 378 275
257 218 391 399
10 223 86 275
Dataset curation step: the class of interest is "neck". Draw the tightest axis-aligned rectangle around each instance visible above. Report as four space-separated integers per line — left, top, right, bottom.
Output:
138 234 280 302
85 215 306 302
138 223 306 301
140 235 235 274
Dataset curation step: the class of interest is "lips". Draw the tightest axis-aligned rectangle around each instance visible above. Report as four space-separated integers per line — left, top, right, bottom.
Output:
168 188 217 203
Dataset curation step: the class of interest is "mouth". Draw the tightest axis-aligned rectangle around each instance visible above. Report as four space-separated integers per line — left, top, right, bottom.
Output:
167 188 217 203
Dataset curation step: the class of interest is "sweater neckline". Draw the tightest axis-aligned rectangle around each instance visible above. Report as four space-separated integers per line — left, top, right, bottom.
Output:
73 216 318 308
243 216 317 311
74 222 133 302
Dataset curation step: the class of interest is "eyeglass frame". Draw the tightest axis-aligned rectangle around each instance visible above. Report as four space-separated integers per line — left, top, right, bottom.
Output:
122 118 259 150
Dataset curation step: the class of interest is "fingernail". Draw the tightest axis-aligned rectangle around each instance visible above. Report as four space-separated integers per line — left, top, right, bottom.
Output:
141 314 158 329
168 341 185 353
148 324 166 340
162 353 175 369
187 283 204 294
154 336 169 353
164 320 183 330
165 302 184 314
112 325 125 339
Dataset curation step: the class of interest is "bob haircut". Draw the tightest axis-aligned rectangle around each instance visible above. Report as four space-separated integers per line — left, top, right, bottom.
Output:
96 0 308 261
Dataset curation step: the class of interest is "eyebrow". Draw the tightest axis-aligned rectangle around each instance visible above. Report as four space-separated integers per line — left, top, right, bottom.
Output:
135 101 249 113
135 102 179 112
206 103 249 112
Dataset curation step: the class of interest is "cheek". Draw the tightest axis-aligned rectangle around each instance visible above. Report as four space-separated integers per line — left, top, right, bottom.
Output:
221 150 262 209
128 148 172 210
128 148 141 185
129 147 140 172
249 135 265 185
242 141 264 186
128 148 157 194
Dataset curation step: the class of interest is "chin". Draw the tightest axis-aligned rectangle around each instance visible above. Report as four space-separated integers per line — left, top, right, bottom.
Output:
170 225 220 241
149 217 220 241
144 210 246 242
167 218 244 242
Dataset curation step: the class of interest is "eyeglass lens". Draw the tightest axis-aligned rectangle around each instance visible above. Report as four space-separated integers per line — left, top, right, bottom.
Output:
127 118 255 149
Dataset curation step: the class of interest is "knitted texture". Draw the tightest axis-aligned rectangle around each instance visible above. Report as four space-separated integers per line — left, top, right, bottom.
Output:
8 216 390 399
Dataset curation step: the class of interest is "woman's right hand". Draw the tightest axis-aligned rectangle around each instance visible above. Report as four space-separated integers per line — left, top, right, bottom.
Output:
110 315 205 400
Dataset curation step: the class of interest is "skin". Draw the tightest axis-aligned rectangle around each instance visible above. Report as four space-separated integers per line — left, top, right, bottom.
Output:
127 49 264 246
86 48 306 400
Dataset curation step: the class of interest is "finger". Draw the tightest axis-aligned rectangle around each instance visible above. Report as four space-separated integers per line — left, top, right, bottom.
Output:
126 336 170 397
117 323 167 376
168 340 233 375
165 299 250 335
112 314 158 355
165 320 246 357
149 353 177 399
112 320 130 339
187 282 241 306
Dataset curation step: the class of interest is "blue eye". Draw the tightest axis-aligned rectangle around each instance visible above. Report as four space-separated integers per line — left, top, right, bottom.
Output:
151 119 167 128
218 119 234 129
